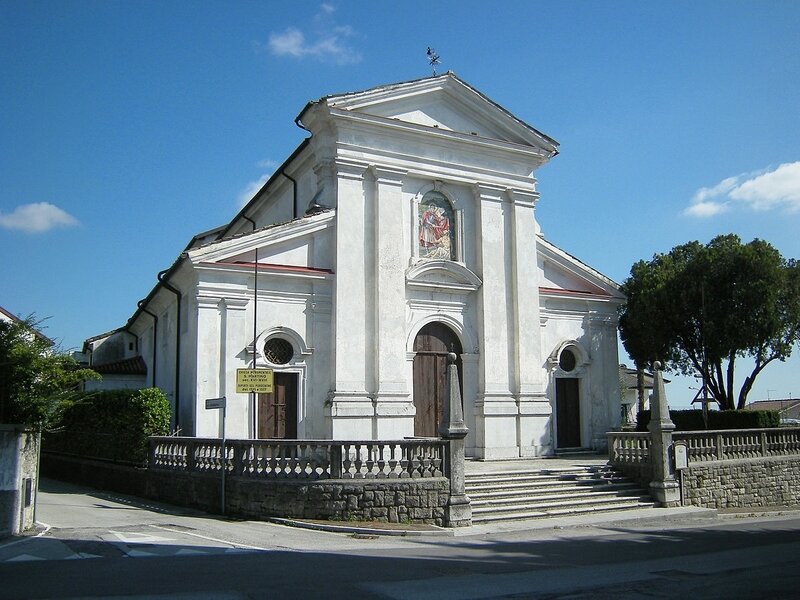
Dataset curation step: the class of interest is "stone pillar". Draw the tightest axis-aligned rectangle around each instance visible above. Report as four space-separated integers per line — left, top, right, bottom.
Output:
328 160 373 439
507 188 550 456
473 184 517 459
440 352 472 527
648 361 680 506
372 166 413 438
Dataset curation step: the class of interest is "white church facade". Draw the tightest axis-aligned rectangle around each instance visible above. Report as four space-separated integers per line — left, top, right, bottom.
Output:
83 73 625 459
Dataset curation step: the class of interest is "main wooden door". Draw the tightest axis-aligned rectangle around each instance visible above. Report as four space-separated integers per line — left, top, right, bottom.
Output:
412 323 462 437
555 378 581 448
257 372 298 439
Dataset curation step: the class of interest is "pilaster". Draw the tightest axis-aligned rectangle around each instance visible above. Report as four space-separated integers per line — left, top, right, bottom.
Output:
372 165 414 438
473 183 516 459
329 160 374 438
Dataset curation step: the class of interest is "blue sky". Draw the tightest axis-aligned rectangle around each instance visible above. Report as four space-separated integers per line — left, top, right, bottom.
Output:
2 1 799 407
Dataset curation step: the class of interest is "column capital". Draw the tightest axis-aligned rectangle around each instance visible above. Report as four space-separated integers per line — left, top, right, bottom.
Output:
505 187 540 208
335 159 370 181
472 182 507 203
370 165 407 186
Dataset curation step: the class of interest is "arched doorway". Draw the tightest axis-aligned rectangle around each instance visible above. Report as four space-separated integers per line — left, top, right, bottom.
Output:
555 346 581 448
412 322 463 437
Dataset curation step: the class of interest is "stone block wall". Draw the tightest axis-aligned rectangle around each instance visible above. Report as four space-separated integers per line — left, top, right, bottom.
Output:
681 456 800 509
42 453 451 526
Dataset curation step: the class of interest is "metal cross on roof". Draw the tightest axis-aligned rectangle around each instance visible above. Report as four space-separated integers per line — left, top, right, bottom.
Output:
426 47 441 76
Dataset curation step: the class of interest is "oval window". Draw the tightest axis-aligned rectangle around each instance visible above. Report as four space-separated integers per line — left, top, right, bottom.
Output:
559 348 577 372
264 338 294 365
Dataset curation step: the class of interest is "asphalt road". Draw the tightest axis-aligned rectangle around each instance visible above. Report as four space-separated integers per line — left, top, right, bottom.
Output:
1 479 798 599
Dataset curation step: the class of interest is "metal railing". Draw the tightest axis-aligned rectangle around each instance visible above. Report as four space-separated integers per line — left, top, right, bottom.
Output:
149 437 447 480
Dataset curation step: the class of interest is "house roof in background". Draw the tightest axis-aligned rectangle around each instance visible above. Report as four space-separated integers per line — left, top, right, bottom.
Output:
91 355 147 376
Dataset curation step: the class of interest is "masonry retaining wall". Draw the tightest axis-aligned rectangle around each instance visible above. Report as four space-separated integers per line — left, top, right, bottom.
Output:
41 453 449 525
680 456 800 509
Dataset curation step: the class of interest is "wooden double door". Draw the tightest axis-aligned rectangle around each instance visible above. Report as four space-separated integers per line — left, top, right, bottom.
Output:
412 323 462 437
257 372 298 439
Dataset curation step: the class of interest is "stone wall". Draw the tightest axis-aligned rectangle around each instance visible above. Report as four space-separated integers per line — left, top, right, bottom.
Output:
42 453 450 525
0 426 40 537
681 456 800 509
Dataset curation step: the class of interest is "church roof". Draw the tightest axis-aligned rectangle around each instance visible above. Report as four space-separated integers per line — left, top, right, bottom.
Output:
300 71 559 150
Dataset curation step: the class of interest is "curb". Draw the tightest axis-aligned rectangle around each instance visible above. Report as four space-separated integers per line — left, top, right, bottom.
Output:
268 517 455 537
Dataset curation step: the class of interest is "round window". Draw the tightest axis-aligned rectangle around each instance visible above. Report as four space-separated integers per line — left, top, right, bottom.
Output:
559 348 577 372
264 338 294 365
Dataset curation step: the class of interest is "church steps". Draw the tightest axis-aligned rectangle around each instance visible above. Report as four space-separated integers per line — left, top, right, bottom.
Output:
466 464 654 523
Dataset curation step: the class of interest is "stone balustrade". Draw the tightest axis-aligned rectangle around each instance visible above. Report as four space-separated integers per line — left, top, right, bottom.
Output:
608 428 800 467
149 437 447 480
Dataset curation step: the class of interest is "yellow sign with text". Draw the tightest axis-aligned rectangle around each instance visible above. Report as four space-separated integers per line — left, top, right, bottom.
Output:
236 368 274 393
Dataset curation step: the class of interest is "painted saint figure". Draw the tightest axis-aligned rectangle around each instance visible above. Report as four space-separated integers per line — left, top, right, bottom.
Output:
418 192 455 260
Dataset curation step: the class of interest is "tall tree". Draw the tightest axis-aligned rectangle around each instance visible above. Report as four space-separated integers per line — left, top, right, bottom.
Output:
0 316 98 429
619 235 800 410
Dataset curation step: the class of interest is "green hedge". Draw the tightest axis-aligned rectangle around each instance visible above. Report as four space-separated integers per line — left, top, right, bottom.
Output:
44 388 170 465
637 409 781 431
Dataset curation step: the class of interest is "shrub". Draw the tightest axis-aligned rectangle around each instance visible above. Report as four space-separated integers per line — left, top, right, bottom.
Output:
637 408 781 431
44 388 170 465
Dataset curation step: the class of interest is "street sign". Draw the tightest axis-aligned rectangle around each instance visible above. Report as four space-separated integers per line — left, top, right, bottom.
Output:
205 396 226 410
236 368 274 393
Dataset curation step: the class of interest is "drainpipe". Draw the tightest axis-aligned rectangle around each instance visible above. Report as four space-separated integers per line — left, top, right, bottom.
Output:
280 170 298 218
241 215 259 439
158 269 181 432
137 300 158 388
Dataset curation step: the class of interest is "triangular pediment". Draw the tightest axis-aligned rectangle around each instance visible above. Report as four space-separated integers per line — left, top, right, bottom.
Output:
406 260 482 294
186 211 335 273
537 238 624 301
317 73 558 153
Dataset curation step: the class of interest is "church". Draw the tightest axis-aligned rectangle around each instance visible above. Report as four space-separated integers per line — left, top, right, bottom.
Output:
82 73 625 459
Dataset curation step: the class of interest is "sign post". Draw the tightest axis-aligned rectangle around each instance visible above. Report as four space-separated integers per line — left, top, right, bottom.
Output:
204 396 227 515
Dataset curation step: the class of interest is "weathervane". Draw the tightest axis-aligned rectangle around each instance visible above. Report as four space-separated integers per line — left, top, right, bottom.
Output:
426 47 441 76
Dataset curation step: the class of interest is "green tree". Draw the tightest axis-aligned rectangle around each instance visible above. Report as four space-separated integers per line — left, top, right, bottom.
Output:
619 234 800 410
0 316 98 429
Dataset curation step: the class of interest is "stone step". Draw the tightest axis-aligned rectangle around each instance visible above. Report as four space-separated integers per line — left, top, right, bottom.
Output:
465 463 654 523
465 474 631 489
467 481 640 500
471 498 655 523
470 487 648 508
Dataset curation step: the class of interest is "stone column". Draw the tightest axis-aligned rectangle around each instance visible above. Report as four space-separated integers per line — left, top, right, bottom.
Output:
440 352 472 527
648 361 680 506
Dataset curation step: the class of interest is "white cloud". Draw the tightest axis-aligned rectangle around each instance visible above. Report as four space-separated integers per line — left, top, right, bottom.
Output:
691 176 740 203
683 200 730 218
729 162 800 212
237 174 270 208
266 4 361 65
0 202 79 233
684 162 800 218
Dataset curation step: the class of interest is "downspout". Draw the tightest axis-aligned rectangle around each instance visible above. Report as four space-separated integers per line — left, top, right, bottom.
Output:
280 170 298 218
158 269 182 432
137 300 158 388
241 215 259 439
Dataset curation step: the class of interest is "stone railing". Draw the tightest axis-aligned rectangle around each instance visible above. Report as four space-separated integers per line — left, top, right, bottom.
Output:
149 437 447 480
608 428 800 466
674 428 800 463
607 431 651 465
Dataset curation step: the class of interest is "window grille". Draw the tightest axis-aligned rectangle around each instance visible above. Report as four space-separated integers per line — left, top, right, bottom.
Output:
264 338 294 365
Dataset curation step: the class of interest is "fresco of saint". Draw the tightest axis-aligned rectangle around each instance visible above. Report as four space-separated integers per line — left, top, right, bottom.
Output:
418 192 455 260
